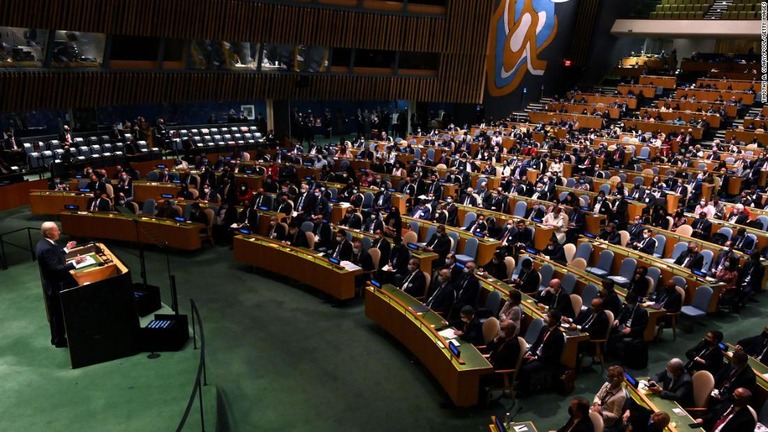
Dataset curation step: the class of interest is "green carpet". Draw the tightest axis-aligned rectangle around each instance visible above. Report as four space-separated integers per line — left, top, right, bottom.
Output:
1 205 765 432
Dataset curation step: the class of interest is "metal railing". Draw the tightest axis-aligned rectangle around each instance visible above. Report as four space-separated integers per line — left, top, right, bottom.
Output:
0 227 39 270
176 299 209 432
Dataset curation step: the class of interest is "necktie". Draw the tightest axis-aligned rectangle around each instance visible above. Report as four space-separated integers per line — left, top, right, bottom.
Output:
683 255 692 267
581 313 596 330
402 272 415 290
334 243 342 259
92 199 98 211
427 284 446 306
711 407 734 431
297 194 305 211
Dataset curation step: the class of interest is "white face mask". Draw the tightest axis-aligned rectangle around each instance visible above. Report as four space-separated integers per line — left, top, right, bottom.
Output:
643 233 650 239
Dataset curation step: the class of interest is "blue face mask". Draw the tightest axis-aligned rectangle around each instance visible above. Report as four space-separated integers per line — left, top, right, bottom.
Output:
666 370 674 380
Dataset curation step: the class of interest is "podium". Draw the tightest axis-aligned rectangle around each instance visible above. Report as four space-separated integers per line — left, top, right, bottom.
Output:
59 243 140 369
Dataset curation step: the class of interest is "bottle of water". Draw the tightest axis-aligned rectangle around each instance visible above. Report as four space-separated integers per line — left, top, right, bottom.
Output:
504 412 512 428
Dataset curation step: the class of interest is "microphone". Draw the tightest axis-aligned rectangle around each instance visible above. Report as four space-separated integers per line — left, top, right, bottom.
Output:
505 405 523 428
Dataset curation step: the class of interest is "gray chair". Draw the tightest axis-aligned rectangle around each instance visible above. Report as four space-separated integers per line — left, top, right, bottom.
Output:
574 242 593 262
448 232 460 253
699 249 714 272
142 199 156 216
462 211 477 229
680 286 713 325
455 237 479 264
301 221 314 233
717 227 732 241
538 264 555 291
580 284 600 306
417 225 437 247
664 242 688 263
586 249 614 278
561 273 577 295
756 215 768 231
647 267 661 291
513 201 527 217
511 256 532 280
653 234 666 258
608 258 637 287
524 318 545 345
480 291 503 321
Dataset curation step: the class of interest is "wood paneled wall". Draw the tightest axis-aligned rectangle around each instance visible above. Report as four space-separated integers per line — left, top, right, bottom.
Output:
0 0 495 108
1 0 447 51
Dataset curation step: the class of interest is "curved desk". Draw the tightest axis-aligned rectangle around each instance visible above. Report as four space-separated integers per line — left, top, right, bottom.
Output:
365 284 492 407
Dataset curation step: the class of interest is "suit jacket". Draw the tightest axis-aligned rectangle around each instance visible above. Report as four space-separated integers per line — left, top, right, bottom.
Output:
727 211 749 226
651 369 693 406
575 309 609 341
330 239 353 261
542 244 567 265
266 223 288 241
540 289 574 319
276 200 294 216
251 193 273 210
454 273 481 309
350 250 375 272
674 250 704 271
514 268 541 294
736 334 768 364
425 280 455 316
285 228 309 248
636 236 657 255
400 269 427 297
628 223 645 243
684 340 724 374
654 288 683 313
459 193 478 207
459 317 484 346
371 237 391 269
691 218 712 239
701 404 756 432
528 325 565 366
714 364 757 400
487 336 521 370
616 303 648 340
424 233 451 260
35 239 78 296
87 197 111 212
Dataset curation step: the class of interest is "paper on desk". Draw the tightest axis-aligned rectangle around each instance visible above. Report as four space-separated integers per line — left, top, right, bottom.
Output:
438 328 458 340
69 255 97 269
514 425 528 432
671 408 685 416
339 261 362 271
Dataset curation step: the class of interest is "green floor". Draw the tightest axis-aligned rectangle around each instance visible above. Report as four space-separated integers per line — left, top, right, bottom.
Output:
1 205 765 432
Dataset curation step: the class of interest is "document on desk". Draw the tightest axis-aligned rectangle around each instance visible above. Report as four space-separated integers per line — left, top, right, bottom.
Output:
69 255 97 269
513 425 529 432
339 261 362 271
438 328 459 342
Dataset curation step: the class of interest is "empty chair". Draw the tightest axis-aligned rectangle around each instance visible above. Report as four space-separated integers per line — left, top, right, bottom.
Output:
652 234 666 258
599 184 610 195
570 294 583 319
504 256 516 280
402 230 418 246
647 267 661 292
563 243 576 263
671 275 687 291
561 273 577 295
574 242 593 262
664 242 689 263
675 224 693 237
513 201 527 217
408 220 419 235
524 318 545 345
699 249 714 272
570 257 587 271
635 146 651 161
756 215 768 231
455 237 479 264
743 234 757 252
717 227 732 241
608 258 637 287
618 230 629 247
680 286 713 322
479 291 503 320
689 370 715 410
462 211 477 228
142 199 156 216
538 264 555 291
565 178 576 188
447 232 460 253
580 283 599 305
301 221 314 233
587 249 614 277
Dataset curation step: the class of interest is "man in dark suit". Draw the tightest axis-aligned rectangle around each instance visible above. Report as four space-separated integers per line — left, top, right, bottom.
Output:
276 195 294 216
539 278 574 319
453 305 484 346
631 228 656 254
350 239 375 289
293 185 313 222
568 298 609 354
329 229 353 261
422 224 451 267
608 294 648 355
654 280 683 332
251 188 273 210
709 351 757 410
371 230 390 269
647 358 693 406
509 258 540 294
87 191 111 212
627 216 645 244
424 268 455 316
485 319 521 371
35 222 87 347
2 130 26 167
399 258 426 298
684 330 724 374
674 242 704 271
373 189 392 212
459 188 478 207
451 261 481 317
265 216 287 241
516 309 565 393
541 237 567 266
285 223 309 248
726 204 749 226
598 222 622 245
735 325 768 364
691 211 713 241
693 388 756 432
463 213 488 234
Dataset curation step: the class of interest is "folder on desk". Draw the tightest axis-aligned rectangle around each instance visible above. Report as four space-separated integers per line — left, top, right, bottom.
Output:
69 255 97 269
410 305 430 314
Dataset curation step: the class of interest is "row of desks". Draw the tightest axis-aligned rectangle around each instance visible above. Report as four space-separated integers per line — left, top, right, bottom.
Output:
726 129 768 146
654 99 738 117
622 120 704 139
637 108 722 128
527 112 605 130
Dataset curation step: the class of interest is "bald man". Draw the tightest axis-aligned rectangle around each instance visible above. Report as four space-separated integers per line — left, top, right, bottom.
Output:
539 278 574 319
35 221 85 348
695 388 756 431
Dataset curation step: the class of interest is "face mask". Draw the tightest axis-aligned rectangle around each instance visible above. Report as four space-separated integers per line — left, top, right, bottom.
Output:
336 237 343 242
665 370 674 380
353 248 361 254
270 222 276 226
700 201 706 206
446 198 453 203
643 233 650 238
461 317 470 323
463 268 470 274
408 265 415 272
